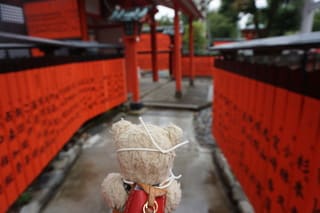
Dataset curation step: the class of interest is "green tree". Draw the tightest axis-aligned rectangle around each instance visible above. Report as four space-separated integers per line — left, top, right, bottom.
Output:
157 14 207 54
216 0 302 38
313 9 320 31
207 12 237 40
157 16 173 26
237 0 302 37
267 2 302 36
207 0 243 40
219 0 239 23
183 20 206 54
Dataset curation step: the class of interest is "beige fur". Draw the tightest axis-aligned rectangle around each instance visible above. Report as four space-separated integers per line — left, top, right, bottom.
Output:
166 180 182 212
101 119 183 212
101 173 127 210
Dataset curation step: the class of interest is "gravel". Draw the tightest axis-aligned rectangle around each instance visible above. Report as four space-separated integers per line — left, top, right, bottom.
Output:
193 107 216 149
194 107 255 213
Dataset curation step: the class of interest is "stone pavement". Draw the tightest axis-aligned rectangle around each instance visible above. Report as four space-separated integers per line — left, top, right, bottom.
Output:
42 108 235 213
12 73 254 213
140 72 212 110
35 74 242 213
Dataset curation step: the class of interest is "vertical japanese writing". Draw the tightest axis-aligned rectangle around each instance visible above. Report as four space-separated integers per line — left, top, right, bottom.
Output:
312 198 320 213
294 181 303 198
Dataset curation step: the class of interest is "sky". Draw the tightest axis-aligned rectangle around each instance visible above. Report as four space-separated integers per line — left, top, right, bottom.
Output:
155 0 268 20
155 0 268 28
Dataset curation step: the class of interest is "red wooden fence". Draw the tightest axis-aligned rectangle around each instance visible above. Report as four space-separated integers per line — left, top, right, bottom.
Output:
137 33 171 53
181 56 214 77
0 58 127 213
212 61 320 212
24 0 82 39
138 53 214 77
137 53 170 71
137 32 214 77
137 32 171 72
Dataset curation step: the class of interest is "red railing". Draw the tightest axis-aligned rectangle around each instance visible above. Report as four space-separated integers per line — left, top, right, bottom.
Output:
0 58 127 213
212 61 320 212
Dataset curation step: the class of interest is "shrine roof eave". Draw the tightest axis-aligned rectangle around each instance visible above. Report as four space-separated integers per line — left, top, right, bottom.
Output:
113 0 202 19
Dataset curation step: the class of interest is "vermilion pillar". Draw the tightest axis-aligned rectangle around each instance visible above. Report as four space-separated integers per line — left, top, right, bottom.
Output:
124 36 142 108
174 4 182 98
77 0 89 41
150 10 159 82
124 37 133 95
169 36 174 78
189 17 194 86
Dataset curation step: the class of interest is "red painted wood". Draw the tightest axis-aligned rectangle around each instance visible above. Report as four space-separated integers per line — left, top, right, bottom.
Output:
174 4 182 95
0 59 126 213
78 0 89 40
24 0 82 39
0 74 19 212
181 56 214 77
124 36 140 103
150 13 159 82
212 67 320 213
189 17 194 82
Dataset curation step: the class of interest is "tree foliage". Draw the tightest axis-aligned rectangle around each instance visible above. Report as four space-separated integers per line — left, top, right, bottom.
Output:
313 9 320 32
217 0 302 38
157 16 173 26
183 20 206 54
219 0 240 23
252 0 301 37
156 14 207 54
207 12 237 40
266 2 302 36
206 0 240 41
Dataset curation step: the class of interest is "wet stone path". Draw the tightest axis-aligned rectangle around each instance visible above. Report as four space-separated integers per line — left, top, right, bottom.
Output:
42 108 235 213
